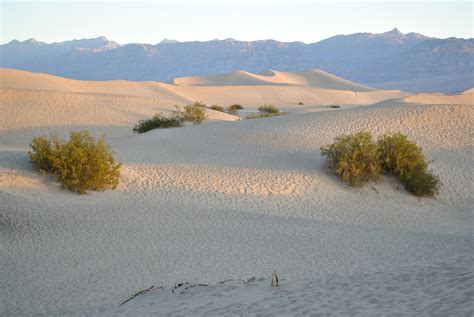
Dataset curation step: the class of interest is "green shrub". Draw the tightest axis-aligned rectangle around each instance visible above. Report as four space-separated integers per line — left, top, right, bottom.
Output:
298 101 304 105
321 131 440 196
377 133 427 176
183 104 206 124
191 100 207 108
28 135 56 172
399 167 440 197
321 131 380 186
29 131 121 194
210 105 224 112
133 113 184 133
327 104 341 109
258 104 280 114
378 132 439 196
227 104 244 114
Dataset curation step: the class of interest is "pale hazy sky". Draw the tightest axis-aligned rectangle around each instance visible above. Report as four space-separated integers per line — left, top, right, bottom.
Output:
1 1 472 44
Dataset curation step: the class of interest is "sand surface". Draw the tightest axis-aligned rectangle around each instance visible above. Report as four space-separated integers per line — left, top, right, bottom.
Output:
404 91 473 105
1 68 473 315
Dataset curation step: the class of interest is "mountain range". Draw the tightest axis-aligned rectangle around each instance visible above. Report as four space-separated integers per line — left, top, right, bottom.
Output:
1 29 473 92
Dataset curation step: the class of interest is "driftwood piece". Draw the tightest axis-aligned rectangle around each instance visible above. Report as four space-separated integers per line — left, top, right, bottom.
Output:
121 285 155 306
271 271 279 287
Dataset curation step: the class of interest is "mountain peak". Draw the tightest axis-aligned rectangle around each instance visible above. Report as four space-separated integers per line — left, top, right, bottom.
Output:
23 38 45 45
384 28 403 35
159 38 179 44
6 39 20 45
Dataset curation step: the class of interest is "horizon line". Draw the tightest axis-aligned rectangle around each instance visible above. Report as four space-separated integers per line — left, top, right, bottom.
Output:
3 28 473 46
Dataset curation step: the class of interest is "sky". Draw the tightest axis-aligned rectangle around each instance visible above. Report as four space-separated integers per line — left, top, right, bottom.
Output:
1 1 472 44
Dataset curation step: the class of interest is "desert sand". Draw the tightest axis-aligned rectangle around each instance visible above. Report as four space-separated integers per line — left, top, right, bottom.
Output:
1 68 473 315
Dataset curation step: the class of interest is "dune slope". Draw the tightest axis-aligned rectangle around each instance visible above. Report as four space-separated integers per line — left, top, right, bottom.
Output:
1 68 411 109
1 99 473 315
404 91 473 105
1 68 473 315
173 69 378 92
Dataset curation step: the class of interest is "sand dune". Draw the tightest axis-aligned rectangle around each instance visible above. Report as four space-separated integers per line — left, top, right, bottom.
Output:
1 68 410 109
170 85 410 108
108 255 473 316
0 68 191 102
173 69 378 92
462 87 474 94
1 68 473 315
404 91 474 105
0 88 238 148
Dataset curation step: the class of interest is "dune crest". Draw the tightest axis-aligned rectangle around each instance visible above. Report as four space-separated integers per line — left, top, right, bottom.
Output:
404 91 473 105
173 68 378 92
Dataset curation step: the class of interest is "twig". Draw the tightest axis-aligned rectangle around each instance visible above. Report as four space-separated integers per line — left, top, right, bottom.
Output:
120 285 155 306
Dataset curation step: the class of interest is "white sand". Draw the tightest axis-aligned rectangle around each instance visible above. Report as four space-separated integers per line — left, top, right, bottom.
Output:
108 255 473 316
1 68 473 315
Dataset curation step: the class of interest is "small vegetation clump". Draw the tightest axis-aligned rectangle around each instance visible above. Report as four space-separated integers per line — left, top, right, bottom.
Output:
258 104 280 114
29 131 121 194
378 133 439 196
246 104 284 119
399 167 440 197
191 100 207 108
183 104 206 124
133 103 206 133
210 105 224 112
377 133 427 176
227 104 244 114
133 113 184 133
321 131 440 196
321 131 380 186
327 104 341 108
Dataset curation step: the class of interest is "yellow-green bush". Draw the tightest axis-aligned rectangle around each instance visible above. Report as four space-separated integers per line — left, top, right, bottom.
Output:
378 132 439 196
227 104 244 114
399 167 440 197
29 131 121 194
321 131 440 196
191 100 207 108
377 133 427 176
320 131 380 186
210 105 224 112
258 104 279 114
133 113 184 133
183 104 206 124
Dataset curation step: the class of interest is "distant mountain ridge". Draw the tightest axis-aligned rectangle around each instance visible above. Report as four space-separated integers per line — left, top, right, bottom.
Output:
1 29 473 92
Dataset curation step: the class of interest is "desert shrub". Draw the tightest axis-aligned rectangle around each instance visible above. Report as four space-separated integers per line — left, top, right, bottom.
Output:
183 104 206 124
327 104 341 108
29 131 121 194
399 167 440 197
377 133 427 176
133 113 184 133
191 100 207 108
210 105 224 112
378 133 439 196
321 131 440 196
258 104 279 114
227 104 244 114
320 131 380 186
298 101 304 105
28 135 56 172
